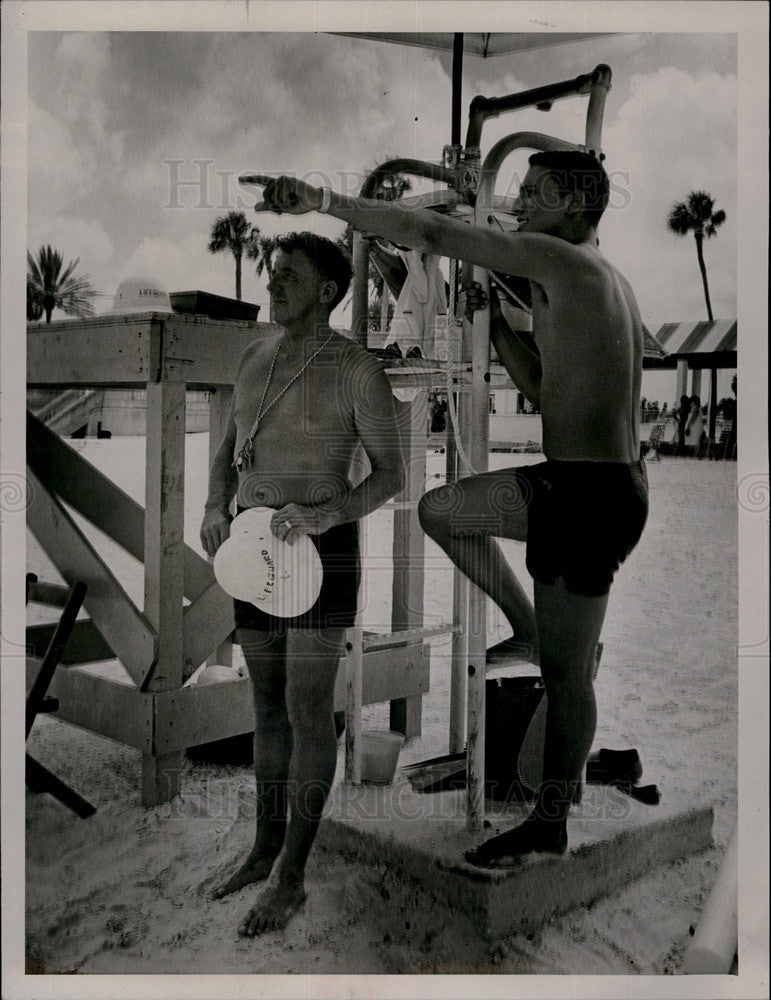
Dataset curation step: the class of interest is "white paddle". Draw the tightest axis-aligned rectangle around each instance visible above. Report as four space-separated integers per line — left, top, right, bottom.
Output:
213 507 323 618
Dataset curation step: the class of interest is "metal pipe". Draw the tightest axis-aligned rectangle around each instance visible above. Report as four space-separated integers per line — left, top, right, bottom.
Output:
452 34 464 146
584 65 612 156
352 159 461 344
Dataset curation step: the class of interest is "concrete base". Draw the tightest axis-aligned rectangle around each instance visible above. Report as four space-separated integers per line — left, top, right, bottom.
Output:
318 773 713 940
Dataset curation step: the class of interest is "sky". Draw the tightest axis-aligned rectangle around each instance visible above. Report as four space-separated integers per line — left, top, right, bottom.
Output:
25 25 738 401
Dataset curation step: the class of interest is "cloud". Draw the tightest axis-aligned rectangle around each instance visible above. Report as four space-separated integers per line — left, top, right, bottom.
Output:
27 214 114 292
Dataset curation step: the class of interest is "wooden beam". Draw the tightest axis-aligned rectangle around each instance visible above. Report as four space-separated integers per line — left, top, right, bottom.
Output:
142 373 186 798
26 620 114 663
26 468 157 687
150 644 430 757
465 263 492 831
344 626 363 783
182 582 235 678
390 391 428 738
206 386 234 668
162 316 272 388
27 314 157 387
26 659 154 752
143 377 186 691
27 410 214 602
152 677 254 756
336 643 430 712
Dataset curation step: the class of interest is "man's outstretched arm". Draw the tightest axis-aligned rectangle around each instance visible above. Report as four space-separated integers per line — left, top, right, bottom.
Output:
247 174 580 288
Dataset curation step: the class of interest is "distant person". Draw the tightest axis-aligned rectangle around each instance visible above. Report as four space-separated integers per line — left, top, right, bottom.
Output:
200 232 404 936
247 148 649 865
685 394 705 457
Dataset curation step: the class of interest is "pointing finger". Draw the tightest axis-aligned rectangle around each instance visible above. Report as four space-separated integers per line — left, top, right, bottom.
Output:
239 173 273 187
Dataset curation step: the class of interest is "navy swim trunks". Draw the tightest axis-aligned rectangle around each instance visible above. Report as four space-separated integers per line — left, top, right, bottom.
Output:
516 459 649 597
232 512 360 632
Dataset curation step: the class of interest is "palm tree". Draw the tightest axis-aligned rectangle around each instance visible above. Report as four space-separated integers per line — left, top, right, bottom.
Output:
246 231 278 281
27 245 97 324
667 191 726 321
207 211 255 301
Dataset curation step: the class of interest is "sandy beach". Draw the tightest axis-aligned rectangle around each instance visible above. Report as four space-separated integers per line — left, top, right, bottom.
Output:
22 436 740 977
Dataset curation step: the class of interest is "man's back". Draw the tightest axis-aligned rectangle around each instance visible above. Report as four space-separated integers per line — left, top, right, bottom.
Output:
528 244 643 465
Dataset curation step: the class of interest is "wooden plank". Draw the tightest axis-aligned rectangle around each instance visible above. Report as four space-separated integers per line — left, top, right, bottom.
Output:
335 643 430 712
26 468 157 686
27 410 214 602
26 580 71 607
151 677 254 755
26 581 87 738
142 751 182 807
362 623 455 651
182 582 235 677
26 620 114 663
26 659 154 752
206 386 234 668
390 391 428 738
163 316 271 387
344 625 363 783
150 644 430 757
141 373 186 798
143 377 186 691
27 314 156 387
465 262 492 831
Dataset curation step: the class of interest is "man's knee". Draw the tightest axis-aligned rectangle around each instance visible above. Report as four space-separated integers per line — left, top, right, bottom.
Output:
285 676 335 731
418 486 456 537
539 647 597 695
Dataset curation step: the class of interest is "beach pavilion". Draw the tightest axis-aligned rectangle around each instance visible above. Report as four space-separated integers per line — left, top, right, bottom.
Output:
646 320 737 439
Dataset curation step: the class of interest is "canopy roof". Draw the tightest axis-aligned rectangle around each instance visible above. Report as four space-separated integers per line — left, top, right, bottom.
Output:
335 32 610 58
643 325 668 359
655 320 737 357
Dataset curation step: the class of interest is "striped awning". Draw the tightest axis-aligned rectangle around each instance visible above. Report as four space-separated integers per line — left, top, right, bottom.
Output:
643 324 667 359
655 320 737 357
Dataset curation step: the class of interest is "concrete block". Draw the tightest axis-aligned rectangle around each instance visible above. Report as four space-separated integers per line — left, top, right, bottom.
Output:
318 774 713 940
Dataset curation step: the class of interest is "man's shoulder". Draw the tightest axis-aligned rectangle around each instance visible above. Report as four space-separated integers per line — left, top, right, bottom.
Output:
329 333 388 376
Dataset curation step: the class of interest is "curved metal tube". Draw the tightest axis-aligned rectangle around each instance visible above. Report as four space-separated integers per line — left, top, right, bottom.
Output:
352 159 463 344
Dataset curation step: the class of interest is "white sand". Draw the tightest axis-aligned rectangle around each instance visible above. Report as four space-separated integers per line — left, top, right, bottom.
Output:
25 440 737 974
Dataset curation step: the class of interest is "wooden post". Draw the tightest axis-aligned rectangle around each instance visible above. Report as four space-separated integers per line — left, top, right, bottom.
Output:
676 358 689 401
344 623 363 783
351 232 370 347
465 267 491 831
708 366 719 442
142 361 186 805
390 390 428 738
206 387 234 668
448 381 469 755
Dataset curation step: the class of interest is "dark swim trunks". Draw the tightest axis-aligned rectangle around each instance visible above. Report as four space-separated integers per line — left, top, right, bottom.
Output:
232 512 360 632
516 459 649 597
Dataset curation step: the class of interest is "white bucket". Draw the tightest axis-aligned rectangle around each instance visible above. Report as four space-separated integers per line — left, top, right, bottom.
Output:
360 730 405 784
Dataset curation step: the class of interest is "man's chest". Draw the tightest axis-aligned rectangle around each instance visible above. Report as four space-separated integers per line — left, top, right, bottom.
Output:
235 359 353 436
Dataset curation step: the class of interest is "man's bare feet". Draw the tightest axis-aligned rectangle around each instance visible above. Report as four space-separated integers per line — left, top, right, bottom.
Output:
237 873 306 937
464 815 568 868
211 842 281 900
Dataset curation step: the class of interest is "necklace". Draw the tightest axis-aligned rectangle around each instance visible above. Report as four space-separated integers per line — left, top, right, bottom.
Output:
233 330 334 471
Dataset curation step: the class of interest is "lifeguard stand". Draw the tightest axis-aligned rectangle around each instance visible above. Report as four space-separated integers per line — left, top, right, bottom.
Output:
26 64 612 814
26 312 437 806
344 64 614 828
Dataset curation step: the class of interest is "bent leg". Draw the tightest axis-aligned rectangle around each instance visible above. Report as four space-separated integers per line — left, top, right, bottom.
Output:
418 469 538 662
466 579 607 866
238 626 346 936
212 628 290 899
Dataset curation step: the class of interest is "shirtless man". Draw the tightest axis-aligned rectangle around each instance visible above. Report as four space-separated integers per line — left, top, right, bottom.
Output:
200 232 404 932
250 149 648 865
